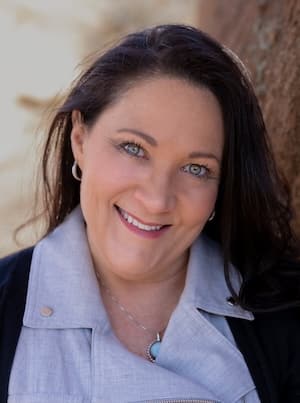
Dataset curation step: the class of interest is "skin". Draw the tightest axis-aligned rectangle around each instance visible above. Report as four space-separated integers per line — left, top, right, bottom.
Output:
71 76 224 357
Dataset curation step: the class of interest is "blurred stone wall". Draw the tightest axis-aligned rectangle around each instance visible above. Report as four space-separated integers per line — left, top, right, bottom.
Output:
198 0 300 235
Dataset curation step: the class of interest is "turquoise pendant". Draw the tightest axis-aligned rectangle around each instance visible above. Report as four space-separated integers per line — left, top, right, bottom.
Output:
147 333 161 362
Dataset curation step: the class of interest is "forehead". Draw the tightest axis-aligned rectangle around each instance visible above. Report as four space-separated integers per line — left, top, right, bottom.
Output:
93 76 224 156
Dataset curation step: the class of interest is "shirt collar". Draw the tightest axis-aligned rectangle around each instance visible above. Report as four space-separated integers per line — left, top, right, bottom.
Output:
24 206 106 329
24 206 253 329
182 236 253 320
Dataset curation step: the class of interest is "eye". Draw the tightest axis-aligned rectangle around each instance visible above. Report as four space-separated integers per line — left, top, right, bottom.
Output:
121 142 145 158
182 163 210 178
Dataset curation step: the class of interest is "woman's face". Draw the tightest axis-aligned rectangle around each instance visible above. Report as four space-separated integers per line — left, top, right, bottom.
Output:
71 77 224 282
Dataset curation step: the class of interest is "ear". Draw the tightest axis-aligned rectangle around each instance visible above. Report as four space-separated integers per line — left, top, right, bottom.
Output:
70 110 88 170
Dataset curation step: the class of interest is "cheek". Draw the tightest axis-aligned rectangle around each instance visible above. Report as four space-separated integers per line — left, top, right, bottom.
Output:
79 151 143 205
180 182 219 222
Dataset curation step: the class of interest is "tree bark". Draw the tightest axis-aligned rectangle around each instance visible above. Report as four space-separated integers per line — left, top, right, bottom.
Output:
198 0 300 235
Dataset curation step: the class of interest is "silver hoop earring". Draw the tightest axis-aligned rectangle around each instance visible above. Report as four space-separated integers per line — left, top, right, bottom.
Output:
208 210 215 221
72 161 82 181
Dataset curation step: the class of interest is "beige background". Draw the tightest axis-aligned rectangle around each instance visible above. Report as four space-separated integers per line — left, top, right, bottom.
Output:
0 0 200 257
2 0 299 258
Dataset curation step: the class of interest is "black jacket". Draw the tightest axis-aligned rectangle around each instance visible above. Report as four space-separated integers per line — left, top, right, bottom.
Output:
0 248 299 403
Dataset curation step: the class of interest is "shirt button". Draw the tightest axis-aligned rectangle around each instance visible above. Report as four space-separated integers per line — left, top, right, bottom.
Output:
40 306 53 317
226 296 236 306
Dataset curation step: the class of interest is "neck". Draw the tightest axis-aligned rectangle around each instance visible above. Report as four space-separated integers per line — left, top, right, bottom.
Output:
93 251 189 361
94 257 188 336
95 253 187 312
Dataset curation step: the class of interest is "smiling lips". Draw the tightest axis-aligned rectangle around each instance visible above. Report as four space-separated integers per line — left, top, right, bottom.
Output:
115 206 171 238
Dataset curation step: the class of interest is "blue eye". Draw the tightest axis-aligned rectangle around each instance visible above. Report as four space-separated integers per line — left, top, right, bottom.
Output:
122 142 145 158
182 163 210 178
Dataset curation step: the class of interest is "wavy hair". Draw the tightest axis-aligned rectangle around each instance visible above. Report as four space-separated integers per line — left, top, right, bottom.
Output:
38 24 299 312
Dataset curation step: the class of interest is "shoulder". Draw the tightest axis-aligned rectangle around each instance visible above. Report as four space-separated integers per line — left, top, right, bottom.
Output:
0 247 34 289
0 247 34 337
251 308 300 340
228 308 300 400
229 308 300 349
250 309 300 357
255 310 300 397
0 247 34 402
229 307 300 358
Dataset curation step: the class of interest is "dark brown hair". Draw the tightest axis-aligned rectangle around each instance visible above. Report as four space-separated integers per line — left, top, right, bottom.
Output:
39 24 299 311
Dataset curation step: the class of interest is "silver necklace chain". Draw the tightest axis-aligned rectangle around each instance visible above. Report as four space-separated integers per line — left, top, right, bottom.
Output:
100 281 159 335
95 271 165 336
95 271 165 362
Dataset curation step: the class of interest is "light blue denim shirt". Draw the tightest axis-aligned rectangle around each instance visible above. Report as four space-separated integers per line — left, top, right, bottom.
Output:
9 207 260 403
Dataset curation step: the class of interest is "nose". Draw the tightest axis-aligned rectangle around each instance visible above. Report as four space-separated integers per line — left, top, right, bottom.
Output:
134 172 176 214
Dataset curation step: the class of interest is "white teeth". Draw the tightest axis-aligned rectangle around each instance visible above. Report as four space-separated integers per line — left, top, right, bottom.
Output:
119 208 162 231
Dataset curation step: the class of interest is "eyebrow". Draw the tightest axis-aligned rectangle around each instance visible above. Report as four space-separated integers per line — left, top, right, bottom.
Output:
117 128 220 163
117 128 157 146
188 151 220 163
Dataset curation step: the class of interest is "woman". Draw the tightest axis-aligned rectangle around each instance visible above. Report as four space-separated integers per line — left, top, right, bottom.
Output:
1 24 299 403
